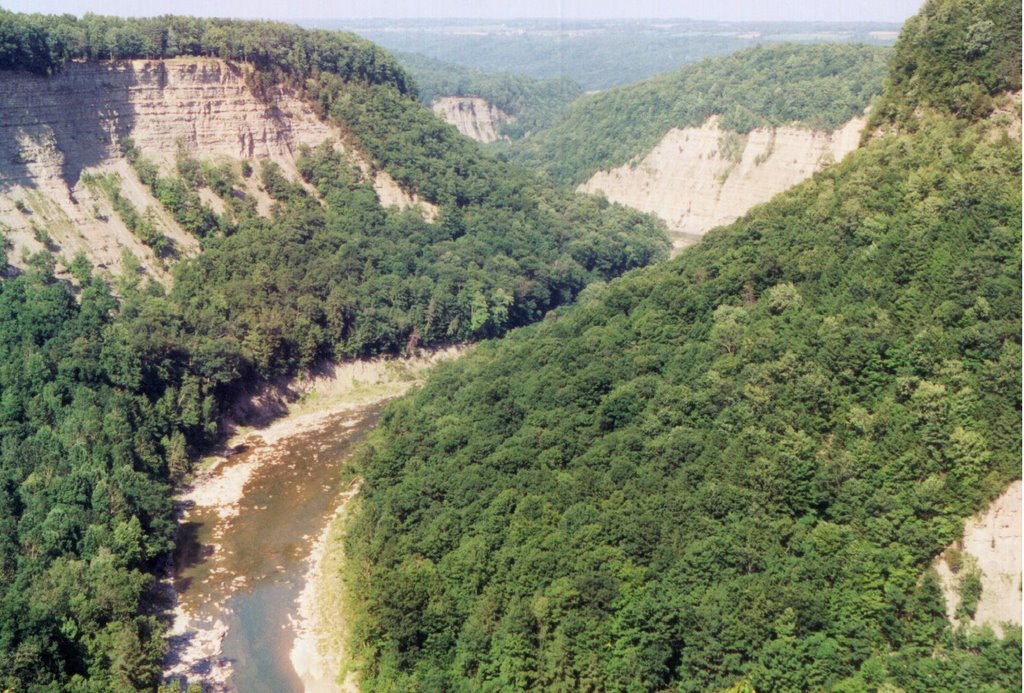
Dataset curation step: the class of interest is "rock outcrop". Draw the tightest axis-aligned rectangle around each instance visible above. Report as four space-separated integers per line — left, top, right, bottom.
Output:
579 115 865 251
431 96 511 143
0 58 434 283
934 480 1022 637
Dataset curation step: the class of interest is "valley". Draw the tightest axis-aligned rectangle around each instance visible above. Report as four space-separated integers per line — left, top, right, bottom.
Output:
325 17 900 91
0 2 1020 692
0 12 667 691
164 348 461 692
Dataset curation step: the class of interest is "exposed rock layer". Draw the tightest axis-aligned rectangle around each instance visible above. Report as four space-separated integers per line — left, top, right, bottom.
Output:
935 480 1022 637
431 96 511 143
0 58 433 282
578 115 865 250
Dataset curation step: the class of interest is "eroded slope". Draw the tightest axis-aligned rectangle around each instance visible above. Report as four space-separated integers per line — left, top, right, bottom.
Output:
0 58 431 282
431 97 511 143
579 115 864 249
936 480 1022 636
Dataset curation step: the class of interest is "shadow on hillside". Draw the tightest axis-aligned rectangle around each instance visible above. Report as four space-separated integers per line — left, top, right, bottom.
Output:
0 61 140 195
220 360 343 437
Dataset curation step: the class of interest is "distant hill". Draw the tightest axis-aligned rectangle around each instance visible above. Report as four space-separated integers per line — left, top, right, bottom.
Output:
316 17 901 91
341 0 1021 689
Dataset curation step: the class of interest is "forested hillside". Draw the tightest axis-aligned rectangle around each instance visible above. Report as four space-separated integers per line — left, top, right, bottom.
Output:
868 0 1021 130
342 0 1022 689
163 88 668 375
0 13 668 690
395 52 583 140
507 43 889 185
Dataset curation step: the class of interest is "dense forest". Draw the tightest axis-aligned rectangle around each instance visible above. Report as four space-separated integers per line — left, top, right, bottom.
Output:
0 248 212 690
506 43 890 186
162 139 666 374
0 13 669 690
0 10 411 93
867 0 1022 130
394 51 583 140
342 0 1022 690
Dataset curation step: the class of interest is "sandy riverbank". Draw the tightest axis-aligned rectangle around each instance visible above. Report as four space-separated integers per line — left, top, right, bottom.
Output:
290 484 362 692
162 345 467 691
213 344 466 464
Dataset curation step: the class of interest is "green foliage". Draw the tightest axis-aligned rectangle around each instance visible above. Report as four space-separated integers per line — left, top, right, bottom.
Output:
0 10 411 94
121 144 224 240
342 39 1022 691
0 261 219 690
31 222 53 250
82 171 172 256
869 0 1022 129
508 43 889 185
394 51 583 139
957 559 985 620
168 138 667 376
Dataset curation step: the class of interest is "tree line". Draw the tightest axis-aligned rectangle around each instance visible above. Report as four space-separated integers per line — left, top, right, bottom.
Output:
0 10 412 94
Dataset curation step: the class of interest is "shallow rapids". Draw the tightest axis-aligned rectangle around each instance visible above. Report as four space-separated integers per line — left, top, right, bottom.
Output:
164 405 383 692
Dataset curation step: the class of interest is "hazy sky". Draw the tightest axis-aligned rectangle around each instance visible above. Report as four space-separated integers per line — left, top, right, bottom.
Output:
3 0 922 23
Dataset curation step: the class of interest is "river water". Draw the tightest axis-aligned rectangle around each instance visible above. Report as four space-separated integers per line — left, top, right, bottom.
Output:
167 404 384 692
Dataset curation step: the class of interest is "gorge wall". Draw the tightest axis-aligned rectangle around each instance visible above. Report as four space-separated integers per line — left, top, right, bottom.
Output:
935 480 1022 637
431 96 511 143
578 115 865 250
0 58 432 282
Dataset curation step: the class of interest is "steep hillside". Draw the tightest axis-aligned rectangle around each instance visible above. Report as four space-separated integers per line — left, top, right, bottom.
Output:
935 481 1021 637
506 43 889 187
0 58 430 283
868 0 1022 130
580 115 864 248
0 13 669 691
341 1 1021 690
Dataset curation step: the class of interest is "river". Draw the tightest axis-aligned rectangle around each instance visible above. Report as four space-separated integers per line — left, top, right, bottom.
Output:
164 404 382 692
160 347 466 691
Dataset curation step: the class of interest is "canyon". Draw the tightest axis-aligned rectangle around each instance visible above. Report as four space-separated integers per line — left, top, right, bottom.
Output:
164 347 465 692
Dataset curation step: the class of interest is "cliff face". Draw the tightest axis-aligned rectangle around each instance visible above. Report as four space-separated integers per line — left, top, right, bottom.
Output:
935 480 1022 637
431 96 511 143
0 58 432 282
578 115 864 250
